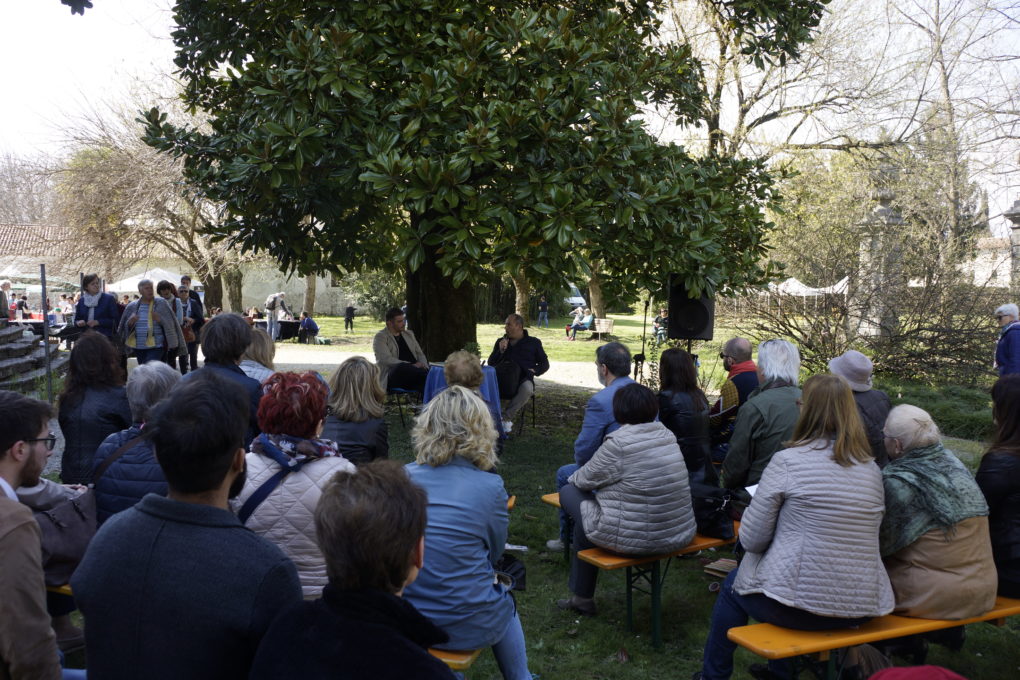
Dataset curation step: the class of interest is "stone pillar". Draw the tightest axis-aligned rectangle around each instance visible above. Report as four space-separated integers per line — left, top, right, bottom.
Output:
852 164 904 339
1004 198 1020 298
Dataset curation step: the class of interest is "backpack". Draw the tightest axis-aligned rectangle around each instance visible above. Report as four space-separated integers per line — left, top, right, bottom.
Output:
265 294 278 311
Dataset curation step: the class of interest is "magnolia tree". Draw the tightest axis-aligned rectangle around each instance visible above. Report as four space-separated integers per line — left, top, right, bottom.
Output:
143 0 829 358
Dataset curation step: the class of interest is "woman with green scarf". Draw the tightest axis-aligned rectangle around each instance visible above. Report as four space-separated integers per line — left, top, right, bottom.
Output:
880 404 997 621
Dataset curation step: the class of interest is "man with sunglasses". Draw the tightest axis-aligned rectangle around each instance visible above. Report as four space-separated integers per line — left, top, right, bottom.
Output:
0 391 74 679
995 303 1020 376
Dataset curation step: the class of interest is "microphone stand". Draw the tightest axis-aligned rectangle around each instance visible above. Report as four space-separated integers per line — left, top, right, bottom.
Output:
632 297 649 380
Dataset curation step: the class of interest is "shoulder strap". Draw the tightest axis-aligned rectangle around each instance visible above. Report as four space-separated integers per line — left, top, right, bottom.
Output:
92 436 144 486
236 434 312 525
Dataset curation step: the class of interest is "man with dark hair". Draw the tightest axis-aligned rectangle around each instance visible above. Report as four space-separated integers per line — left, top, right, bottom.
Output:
250 460 455 680
298 311 319 345
0 391 69 680
182 313 261 442
373 307 428 392
178 276 205 372
72 373 301 680
547 342 634 551
488 313 549 431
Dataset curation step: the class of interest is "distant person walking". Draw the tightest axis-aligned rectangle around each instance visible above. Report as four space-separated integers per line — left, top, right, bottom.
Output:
537 296 549 328
995 303 1020 376
344 304 356 332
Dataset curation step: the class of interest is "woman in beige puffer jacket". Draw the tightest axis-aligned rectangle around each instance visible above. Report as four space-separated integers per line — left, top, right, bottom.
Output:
556 383 695 616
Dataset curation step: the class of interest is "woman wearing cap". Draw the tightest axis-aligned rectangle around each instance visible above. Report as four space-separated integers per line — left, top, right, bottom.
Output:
829 350 892 466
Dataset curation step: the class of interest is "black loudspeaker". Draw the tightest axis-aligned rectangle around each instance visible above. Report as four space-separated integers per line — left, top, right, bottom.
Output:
667 275 714 340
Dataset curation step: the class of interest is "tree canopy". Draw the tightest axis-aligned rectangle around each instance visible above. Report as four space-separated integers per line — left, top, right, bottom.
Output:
143 0 829 356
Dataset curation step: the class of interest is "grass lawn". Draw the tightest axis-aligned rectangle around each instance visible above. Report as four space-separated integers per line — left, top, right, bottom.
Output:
376 382 1017 680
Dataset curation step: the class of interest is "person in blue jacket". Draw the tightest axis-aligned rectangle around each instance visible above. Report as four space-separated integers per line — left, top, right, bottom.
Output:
92 362 181 524
403 387 532 680
298 311 319 345
547 342 634 551
73 273 121 340
995 303 1020 376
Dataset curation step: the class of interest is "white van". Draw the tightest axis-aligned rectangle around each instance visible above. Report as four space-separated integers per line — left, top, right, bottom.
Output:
563 283 586 311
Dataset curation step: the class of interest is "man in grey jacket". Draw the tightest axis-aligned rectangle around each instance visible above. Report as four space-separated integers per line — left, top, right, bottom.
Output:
373 307 429 392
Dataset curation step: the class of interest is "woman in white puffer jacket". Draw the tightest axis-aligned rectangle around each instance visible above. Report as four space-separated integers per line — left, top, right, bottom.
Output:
230 371 355 599
696 374 894 680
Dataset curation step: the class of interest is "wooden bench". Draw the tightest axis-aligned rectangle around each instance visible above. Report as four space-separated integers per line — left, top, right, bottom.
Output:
591 318 614 340
728 595 1020 680
429 647 482 672
543 491 739 648
507 495 516 511
47 584 73 597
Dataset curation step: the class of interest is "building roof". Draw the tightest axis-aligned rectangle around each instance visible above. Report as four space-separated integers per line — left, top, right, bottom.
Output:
0 223 75 257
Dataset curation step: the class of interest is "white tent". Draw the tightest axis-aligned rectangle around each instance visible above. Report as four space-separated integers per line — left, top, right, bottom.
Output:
106 269 203 293
768 277 848 296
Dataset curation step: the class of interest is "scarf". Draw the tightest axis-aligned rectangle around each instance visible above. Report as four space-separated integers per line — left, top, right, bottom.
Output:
251 433 340 462
82 291 101 323
879 441 988 556
727 359 757 378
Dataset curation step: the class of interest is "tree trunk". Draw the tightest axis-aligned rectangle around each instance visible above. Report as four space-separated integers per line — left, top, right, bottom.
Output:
200 270 224 311
223 269 243 313
509 270 531 326
303 274 317 315
405 230 476 361
588 266 606 318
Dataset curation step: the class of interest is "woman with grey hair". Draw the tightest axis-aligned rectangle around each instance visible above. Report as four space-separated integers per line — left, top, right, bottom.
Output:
117 279 184 365
995 302 1020 376
721 339 802 490
880 405 996 622
91 362 181 524
402 386 532 680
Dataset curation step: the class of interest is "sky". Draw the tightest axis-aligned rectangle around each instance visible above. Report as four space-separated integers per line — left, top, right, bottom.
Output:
0 0 176 156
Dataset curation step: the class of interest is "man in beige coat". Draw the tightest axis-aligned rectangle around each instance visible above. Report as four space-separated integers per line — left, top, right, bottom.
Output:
0 391 66 680
373 307 428 392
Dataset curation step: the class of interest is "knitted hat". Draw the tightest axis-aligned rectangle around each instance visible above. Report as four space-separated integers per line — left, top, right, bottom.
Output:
828 350 873 392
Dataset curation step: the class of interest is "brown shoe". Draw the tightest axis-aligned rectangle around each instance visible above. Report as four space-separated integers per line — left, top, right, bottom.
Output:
556 595 597 616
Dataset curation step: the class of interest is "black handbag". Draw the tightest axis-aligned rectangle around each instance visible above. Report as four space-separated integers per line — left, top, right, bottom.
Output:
689 481 736 540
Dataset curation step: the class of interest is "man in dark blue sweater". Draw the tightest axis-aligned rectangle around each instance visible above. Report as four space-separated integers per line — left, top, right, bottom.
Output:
72 373 302 680
488 313 549 431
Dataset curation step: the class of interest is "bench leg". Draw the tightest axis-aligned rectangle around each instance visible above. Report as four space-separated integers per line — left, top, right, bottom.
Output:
625 566 634 632
651 560 662 648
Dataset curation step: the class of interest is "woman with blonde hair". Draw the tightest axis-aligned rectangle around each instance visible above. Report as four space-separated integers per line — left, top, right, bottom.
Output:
322 356 388 465
880 404 996 623
402 386 531 680
443 350 505 440
240 328 276 384
698 374 893 680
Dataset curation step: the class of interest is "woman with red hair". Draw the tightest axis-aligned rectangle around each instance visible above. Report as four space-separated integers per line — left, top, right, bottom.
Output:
230 371 355 599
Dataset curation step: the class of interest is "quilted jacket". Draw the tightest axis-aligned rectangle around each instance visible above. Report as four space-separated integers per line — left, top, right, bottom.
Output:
92 425 168 525
569 421 696 555
734 441 895 618
231 443 355 599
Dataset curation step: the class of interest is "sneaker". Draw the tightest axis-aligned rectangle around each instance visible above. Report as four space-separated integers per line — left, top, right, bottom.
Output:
545 538 564 551
502 420 513 432
556 595 597 616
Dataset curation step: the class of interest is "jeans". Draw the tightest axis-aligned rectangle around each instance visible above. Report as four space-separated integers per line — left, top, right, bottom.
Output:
560 483 598 598
701 569 871 680
555 463 579 541
133 346 164 365
266 312 279 340
537 311 548 328
491 613 532 680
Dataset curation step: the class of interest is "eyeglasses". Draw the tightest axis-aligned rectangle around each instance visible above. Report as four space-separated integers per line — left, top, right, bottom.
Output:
996 315 1005 320
25 433 57 451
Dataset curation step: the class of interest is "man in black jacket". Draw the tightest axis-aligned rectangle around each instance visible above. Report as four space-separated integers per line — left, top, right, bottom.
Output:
249 460 455 680
488 313 549 431
179 276 204 372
